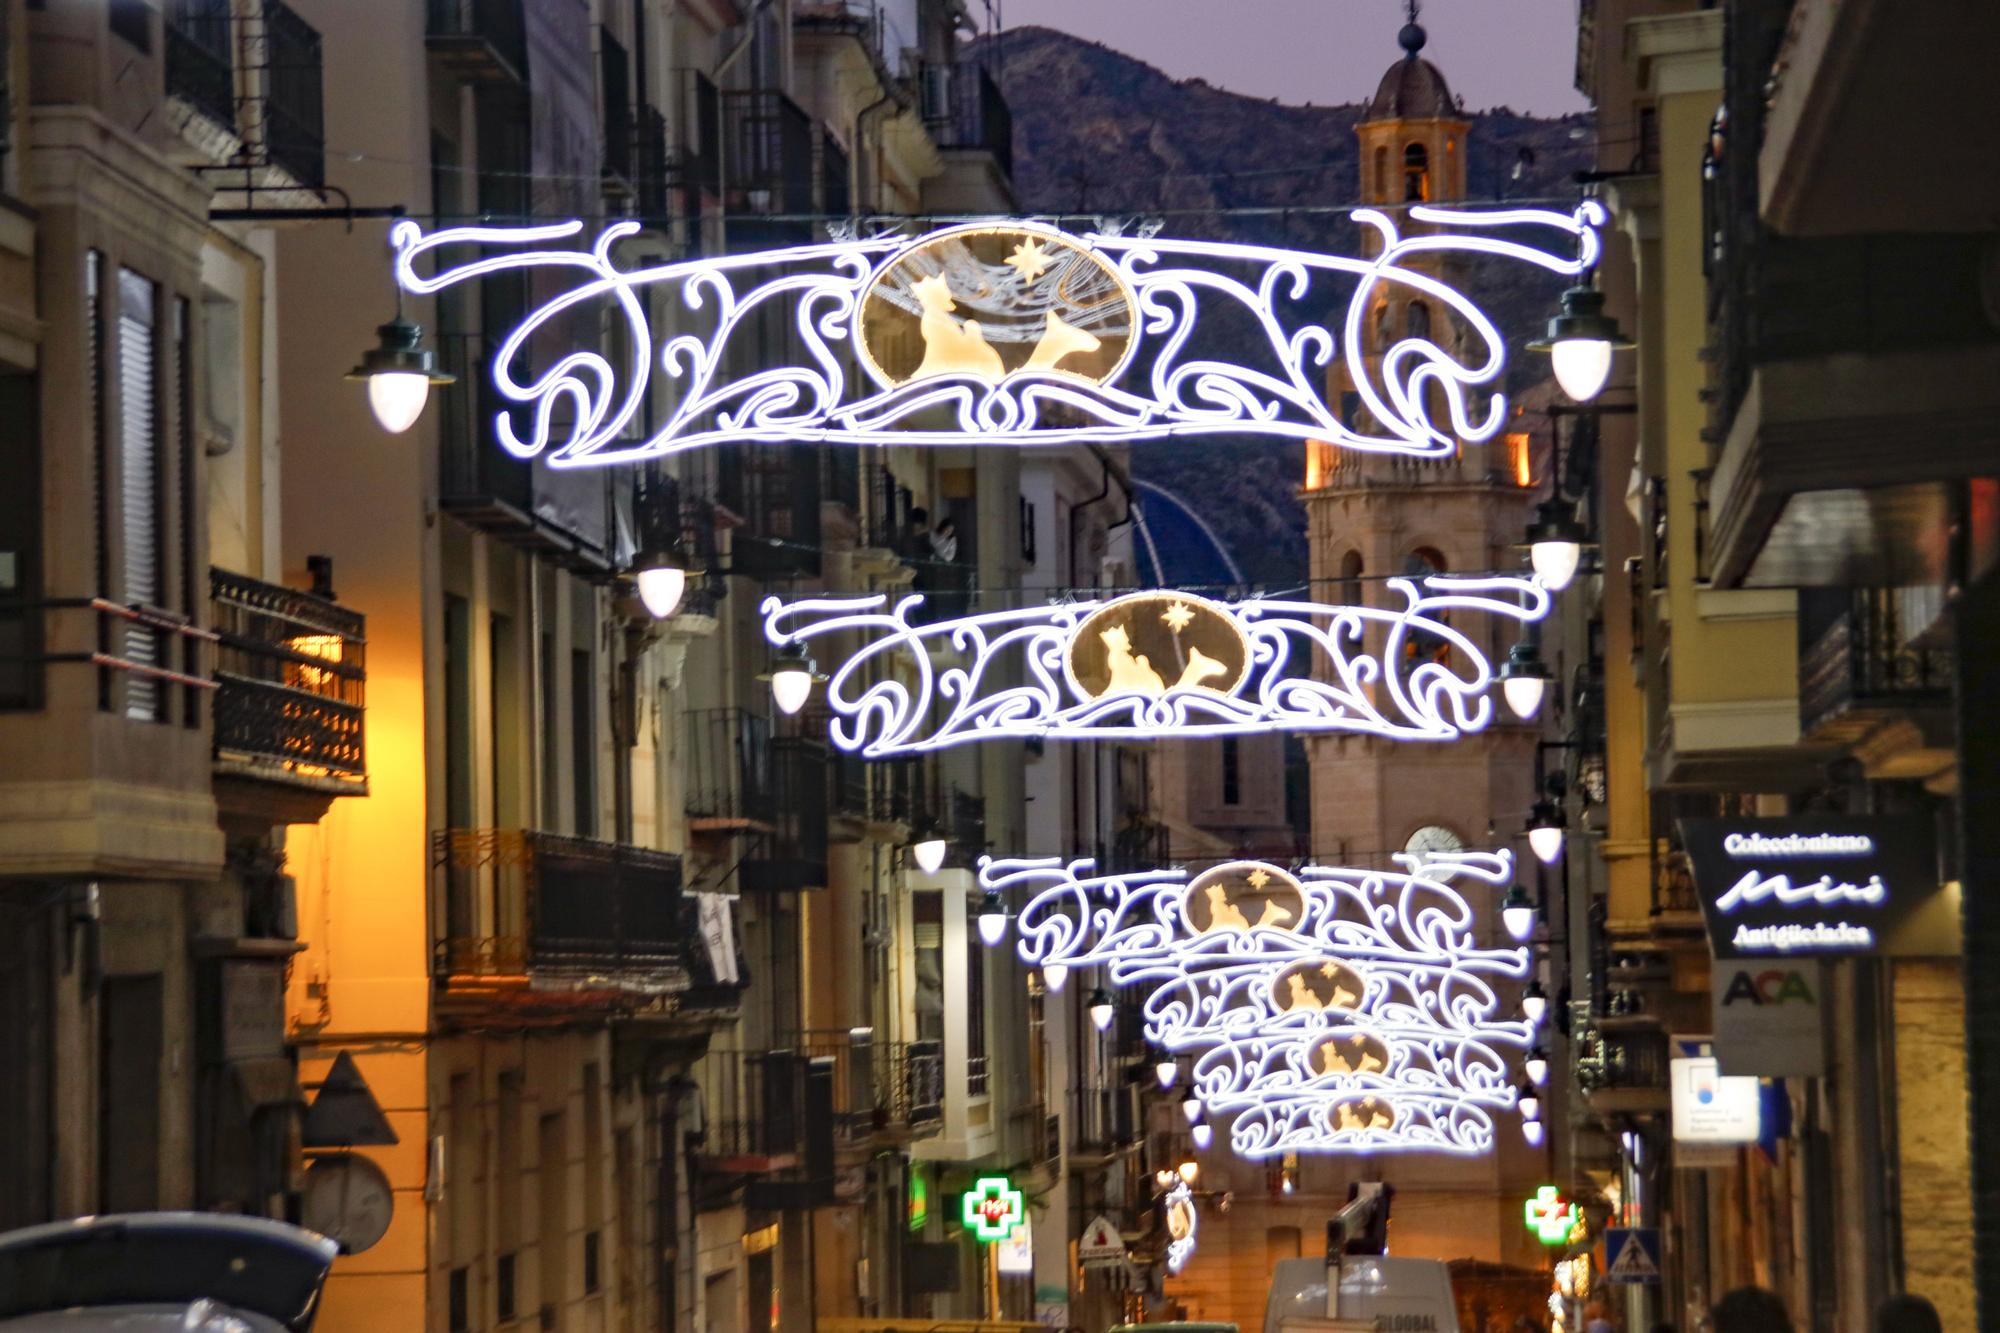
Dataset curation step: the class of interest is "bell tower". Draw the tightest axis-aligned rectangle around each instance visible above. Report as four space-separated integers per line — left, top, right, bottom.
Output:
1294 12 1548 1264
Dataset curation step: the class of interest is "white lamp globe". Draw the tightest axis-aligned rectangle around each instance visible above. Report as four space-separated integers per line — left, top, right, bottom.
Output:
1522 981 1549 1026
1182 1094 1202 1123
912 836 947 875
1503 673 1548 721
1519 1089 1541 1122
1523 1119 1546 1147
1530 536 1584 591
1550 337 1614 403
1042 963 1068 992
1528 824 1565 864
1191 1121 1213 1150
635 563 687 620
1088 988 1115 1032
1526 1049 1550 1086
1156 1059 1178 1090
367 371 432 434
771 665 814 716
976 895 1009 946
1501 885 1537 942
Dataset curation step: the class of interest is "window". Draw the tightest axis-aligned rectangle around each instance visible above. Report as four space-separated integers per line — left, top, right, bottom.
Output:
1221 736 1241 806
109 0 150 52
583 1230 601 1295
447 1267 469 1333
117 267 163 721
965 924 988 1097
913 892 942 1045
1403 142 1429 202
538 1113 567 1312
0 368 39 709
497 1251 517 1323
570 647 595 836
444 594 475 939
1373 145 1388 202
1339 550 1363 607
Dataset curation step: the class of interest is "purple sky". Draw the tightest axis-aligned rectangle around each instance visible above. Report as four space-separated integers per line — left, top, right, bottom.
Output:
985 0 1590 117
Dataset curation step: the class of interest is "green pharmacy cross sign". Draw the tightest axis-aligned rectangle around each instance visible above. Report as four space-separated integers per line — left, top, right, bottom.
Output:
962 1176 1026 1242
1523 1185 1575 1246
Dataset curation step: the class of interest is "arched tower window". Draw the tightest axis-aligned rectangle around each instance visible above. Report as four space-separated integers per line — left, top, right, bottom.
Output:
1407 547 1447 575
1339 550 1364 606
1373 301 1391 352
1406 300 1432 341
1401 548 1450 679
1373 145 1389 202
1403 142 1430 202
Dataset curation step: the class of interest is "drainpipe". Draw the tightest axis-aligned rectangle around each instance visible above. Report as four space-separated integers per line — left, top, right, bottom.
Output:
853 90 898 222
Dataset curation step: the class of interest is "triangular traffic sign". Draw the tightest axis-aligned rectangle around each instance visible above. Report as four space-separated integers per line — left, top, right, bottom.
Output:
302 1050 400 1148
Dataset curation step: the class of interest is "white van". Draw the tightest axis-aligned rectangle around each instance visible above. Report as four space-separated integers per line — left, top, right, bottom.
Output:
1265 1254 1461 1333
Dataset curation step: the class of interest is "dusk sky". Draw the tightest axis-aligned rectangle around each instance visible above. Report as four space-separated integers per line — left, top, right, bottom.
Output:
986 0 1591 118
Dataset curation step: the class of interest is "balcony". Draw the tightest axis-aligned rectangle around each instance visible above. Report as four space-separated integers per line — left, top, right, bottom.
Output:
718 443 822 581
210 568 366 806
165 0 234 131
740 737 829 893
436 330 614 579
686 707 774 832
940 786 987 870
1575 1022 1670 1117
928 62 1013 179
721 89 814 243
1797 587 1952 749
425 0 528 84
600 29 633 192
785 1029 945 1150
1069 1086 1141 1161
430 829 688 1020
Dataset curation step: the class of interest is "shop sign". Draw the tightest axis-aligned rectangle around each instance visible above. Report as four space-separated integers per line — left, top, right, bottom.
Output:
963 1176 1026 1241
1078 1214 1128 1268
1679 817 1952 959
1710 962 1825 1078
1668 1037 1761 1162
998 1212 1035 1275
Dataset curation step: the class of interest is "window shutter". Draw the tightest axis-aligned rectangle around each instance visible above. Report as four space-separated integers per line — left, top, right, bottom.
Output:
117 268 160 720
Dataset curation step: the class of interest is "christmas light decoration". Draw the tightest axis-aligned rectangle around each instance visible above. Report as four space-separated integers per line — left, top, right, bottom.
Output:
762 579 1549 756
980 851 1537 1157
388 206 1604 466
1163 1181 1198 1274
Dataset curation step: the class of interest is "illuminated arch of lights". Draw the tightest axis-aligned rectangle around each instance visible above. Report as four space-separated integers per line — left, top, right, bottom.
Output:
761 578 1549 756
980 852 1534 1158
389 205 1603 465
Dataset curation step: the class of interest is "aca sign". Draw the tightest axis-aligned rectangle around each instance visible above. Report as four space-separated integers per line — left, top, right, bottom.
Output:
1679 817 1952 959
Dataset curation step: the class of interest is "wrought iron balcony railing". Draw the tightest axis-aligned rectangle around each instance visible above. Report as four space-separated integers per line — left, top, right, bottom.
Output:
1069 1086 1140 1154
1798 587 1953 742
721 89 814 215
211 568 365 793
426 0 528 84
430 828 687 994
782 1030 944 1143
928 62 1013 178
741 737 830 892
1574 1022 1670 1112
685 707 775 828
166 0 234 130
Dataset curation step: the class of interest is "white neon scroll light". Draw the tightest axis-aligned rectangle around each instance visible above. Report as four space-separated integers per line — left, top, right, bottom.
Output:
981 852 1533 1158
388 206 1603 465
1163 1181 1198 1274
761 578 1549 756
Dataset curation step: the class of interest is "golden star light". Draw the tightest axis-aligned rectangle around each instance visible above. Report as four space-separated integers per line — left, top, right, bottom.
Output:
1004 237 1053 283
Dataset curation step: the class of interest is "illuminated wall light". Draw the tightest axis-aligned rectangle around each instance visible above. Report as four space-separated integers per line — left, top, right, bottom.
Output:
1525 499 1588 592
1192 1119 1214 1149
1177 1159 1200 1184
1501 884 1537 941
345 314 454 434
1157 1058 1180 1090
1522 1119 1546 1148
976 889 1010 946
632 546 690 620
1529 286 1633 404
910 822 948 875
1043 963 1069 992
1522 979 1549 1026
1526 802 1566 864
1518 1086 1541 1122
1525 1047 1549 1086
763 578 1550 756
1498 641 1551 721
388 206 1605 467
1182 1093 1203 1123
1088 987 1116 1031
762 643 824 716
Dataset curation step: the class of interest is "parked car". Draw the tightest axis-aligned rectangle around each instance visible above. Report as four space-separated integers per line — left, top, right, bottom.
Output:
1267 1254 1462 1333
0 1213 338 1331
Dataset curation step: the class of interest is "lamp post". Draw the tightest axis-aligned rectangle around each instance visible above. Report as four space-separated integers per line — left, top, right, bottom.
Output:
347 309 454 433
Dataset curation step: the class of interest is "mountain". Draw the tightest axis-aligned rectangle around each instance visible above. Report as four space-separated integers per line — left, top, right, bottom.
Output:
967 26 1595 588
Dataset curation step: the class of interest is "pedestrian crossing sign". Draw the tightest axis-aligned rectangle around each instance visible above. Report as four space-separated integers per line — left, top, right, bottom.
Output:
1604 1228 1662 1284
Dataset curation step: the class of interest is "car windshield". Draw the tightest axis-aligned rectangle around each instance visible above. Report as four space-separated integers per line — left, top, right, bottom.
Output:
0 1227 327 1330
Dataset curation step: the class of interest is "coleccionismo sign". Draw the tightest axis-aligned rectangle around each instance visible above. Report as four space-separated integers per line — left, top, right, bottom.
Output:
1679 817 1954 959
